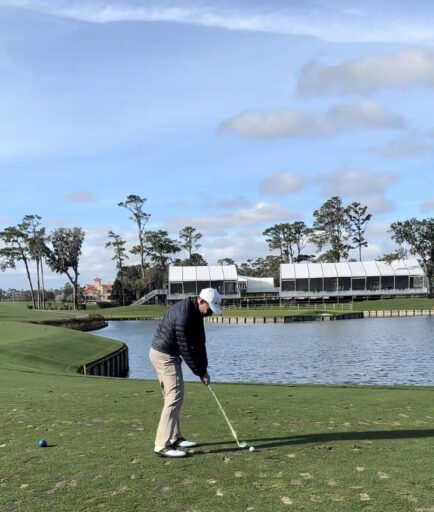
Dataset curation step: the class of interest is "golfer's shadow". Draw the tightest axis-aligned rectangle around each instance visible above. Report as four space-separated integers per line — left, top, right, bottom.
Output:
194 428 434 455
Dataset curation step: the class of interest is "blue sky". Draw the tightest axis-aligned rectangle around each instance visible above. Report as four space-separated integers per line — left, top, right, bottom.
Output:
1 0 434 289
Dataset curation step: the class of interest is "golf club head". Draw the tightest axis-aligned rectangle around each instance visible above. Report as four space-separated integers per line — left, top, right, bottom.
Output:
238 441 248 448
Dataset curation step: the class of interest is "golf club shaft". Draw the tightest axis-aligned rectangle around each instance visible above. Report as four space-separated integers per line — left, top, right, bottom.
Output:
208 384 242 447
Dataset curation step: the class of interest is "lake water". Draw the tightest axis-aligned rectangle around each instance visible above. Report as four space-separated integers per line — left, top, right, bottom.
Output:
92 317 434 386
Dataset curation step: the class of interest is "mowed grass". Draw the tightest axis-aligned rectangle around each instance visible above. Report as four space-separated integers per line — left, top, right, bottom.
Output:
0 320 123 374
0 303 80 322
2 301 434 510
2 297 434 323
2 369 434 512
351 297 434 311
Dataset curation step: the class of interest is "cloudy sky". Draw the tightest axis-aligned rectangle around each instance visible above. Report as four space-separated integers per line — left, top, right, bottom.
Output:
1 0 434 289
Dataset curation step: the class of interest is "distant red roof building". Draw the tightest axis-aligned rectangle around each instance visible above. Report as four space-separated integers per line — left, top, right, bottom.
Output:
84 277 113 302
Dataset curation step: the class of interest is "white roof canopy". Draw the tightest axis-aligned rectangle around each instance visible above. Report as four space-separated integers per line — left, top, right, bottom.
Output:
169 265 238 282
280 259 423 280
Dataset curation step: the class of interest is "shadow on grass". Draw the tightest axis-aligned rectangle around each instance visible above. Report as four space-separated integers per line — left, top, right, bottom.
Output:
195 429 434 455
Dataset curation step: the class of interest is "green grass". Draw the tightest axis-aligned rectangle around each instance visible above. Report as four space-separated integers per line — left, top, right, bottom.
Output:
2 298 433 323
2 302 434 510
99 304 168 319
2 368 434 511
0 303 80 322
0 320 123 374
351 297 434 311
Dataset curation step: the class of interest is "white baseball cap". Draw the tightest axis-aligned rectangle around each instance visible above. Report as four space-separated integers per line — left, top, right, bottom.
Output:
199 288 222 314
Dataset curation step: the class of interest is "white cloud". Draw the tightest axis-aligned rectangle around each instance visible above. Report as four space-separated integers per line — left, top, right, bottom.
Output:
166 202 298 236
319 169 396 196
3 1 434 44
368 137 433 159
298 49 434 96
217 196 251 209
421 198 434 213
260 173 303 197
219 101 404 139
64 192 97 202
202 235 269 265
359 194 397 215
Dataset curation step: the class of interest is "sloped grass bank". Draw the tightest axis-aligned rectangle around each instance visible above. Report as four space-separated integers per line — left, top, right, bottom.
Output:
0 320 122 374
1 373 434 511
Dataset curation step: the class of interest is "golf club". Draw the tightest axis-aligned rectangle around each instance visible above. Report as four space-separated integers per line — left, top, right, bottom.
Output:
208 384 249 449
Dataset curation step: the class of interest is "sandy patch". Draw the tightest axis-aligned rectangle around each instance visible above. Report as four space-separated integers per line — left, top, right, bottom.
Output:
331 495 344 501
377 472 389 479
300 473 313 480
310 495 322 502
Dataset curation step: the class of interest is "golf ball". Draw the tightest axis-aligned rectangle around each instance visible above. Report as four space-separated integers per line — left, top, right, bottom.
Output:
249 446 255 452
38 439 48 448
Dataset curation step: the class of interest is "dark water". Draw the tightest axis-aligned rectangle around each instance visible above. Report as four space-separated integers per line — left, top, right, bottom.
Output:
92 317 434 385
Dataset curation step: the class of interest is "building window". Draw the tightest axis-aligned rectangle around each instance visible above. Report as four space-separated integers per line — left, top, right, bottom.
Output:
395 276 409 289
170 283 183 294
183 282 197 294
351 278 366 291
281 280 295 291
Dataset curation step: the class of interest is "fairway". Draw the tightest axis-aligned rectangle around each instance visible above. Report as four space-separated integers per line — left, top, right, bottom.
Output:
1 305 434 510
2 372 434 511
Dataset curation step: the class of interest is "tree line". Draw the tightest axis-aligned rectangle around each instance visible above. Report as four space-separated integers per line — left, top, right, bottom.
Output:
1 195 433 308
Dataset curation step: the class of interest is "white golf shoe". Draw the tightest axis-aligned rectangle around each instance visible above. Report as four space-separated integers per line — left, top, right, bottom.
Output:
154 446 187 458
170 437 197 449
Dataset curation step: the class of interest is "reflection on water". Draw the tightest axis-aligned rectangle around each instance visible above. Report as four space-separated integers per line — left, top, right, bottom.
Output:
92 317 434 385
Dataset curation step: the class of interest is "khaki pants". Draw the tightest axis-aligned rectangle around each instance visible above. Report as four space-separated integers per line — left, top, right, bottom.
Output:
149 347 184 449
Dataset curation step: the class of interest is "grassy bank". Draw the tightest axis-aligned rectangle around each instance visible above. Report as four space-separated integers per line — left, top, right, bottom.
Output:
0 320 122 374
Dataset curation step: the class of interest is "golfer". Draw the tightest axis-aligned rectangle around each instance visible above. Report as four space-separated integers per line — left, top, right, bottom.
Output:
149 287 222 458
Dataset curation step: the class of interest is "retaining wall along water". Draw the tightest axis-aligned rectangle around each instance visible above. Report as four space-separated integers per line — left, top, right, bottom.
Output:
79 343 129 377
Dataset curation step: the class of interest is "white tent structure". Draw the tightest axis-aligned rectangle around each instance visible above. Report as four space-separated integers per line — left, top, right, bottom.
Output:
237 276 278 294
168 265 239 300
280 259 427 299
